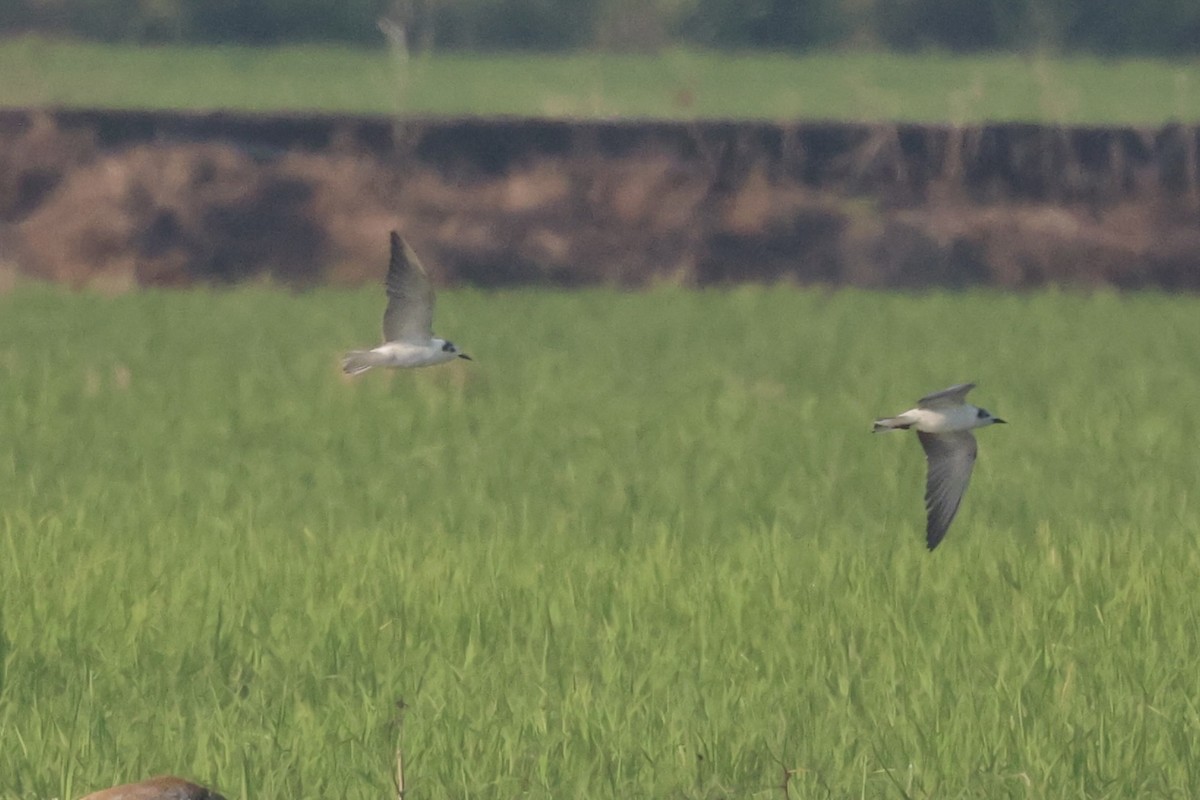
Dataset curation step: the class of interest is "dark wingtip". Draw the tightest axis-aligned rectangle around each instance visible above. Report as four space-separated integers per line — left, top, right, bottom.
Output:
926 527 946 551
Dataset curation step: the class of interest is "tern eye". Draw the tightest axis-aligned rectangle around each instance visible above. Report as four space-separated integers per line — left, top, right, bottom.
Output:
977 408 988 419
442 341 455 352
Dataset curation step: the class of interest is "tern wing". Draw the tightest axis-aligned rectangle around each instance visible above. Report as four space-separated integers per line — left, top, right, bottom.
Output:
917 430 977 550
917 383 976 409
381 231 435 344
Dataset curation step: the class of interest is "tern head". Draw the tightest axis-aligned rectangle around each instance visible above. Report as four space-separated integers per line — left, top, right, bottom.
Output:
974 407 1005 426
440 339 472 361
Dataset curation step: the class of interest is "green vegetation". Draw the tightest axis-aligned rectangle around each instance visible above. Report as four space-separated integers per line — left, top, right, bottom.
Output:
2 38 1200 123
1 284 1199 797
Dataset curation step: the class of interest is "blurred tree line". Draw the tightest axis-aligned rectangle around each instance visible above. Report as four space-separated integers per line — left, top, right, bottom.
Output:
1 0 1198 55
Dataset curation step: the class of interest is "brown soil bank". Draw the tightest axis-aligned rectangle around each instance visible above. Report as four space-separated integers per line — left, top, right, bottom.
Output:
1 109 1198 291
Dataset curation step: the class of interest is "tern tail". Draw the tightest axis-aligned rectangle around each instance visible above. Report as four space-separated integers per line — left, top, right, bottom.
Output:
872 417 913 433
342 350 388 375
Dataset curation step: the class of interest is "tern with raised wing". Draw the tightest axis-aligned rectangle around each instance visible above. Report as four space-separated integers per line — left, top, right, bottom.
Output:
342 231 471 375
873 383 1005 550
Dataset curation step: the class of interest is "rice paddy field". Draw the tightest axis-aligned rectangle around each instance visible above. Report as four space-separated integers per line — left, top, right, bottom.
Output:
3 38 1200 123
1 284 1199 797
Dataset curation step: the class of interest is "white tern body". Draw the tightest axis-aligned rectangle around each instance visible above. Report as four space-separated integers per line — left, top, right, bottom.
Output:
345 338 460 372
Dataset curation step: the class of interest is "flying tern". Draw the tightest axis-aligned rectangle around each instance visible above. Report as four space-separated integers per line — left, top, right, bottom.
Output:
342 231 471 374
873 383 1005 550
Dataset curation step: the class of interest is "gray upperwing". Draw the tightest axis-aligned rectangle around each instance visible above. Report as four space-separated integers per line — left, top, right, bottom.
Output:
381 231 435 343
917 430 977 550
917 383 976 409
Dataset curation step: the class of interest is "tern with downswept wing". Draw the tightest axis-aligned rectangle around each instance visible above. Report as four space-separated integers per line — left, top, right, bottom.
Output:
873 383 1006 550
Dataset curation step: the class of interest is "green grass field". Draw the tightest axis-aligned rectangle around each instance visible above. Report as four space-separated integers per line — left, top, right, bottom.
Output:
2 37 1200 123
1 285 1199 797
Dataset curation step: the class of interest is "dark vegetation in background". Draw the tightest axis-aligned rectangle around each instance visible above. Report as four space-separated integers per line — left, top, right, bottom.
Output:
2 109 1198 292
1 0 1199 56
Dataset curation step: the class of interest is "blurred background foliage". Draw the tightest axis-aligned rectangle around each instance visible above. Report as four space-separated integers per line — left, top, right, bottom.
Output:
1 0 1199 55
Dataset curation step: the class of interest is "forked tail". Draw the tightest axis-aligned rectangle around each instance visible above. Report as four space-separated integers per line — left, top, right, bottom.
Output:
342 350 387 375
872 417 913 433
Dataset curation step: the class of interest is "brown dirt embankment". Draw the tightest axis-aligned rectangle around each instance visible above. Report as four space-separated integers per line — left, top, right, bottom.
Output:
0 108 1198 291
